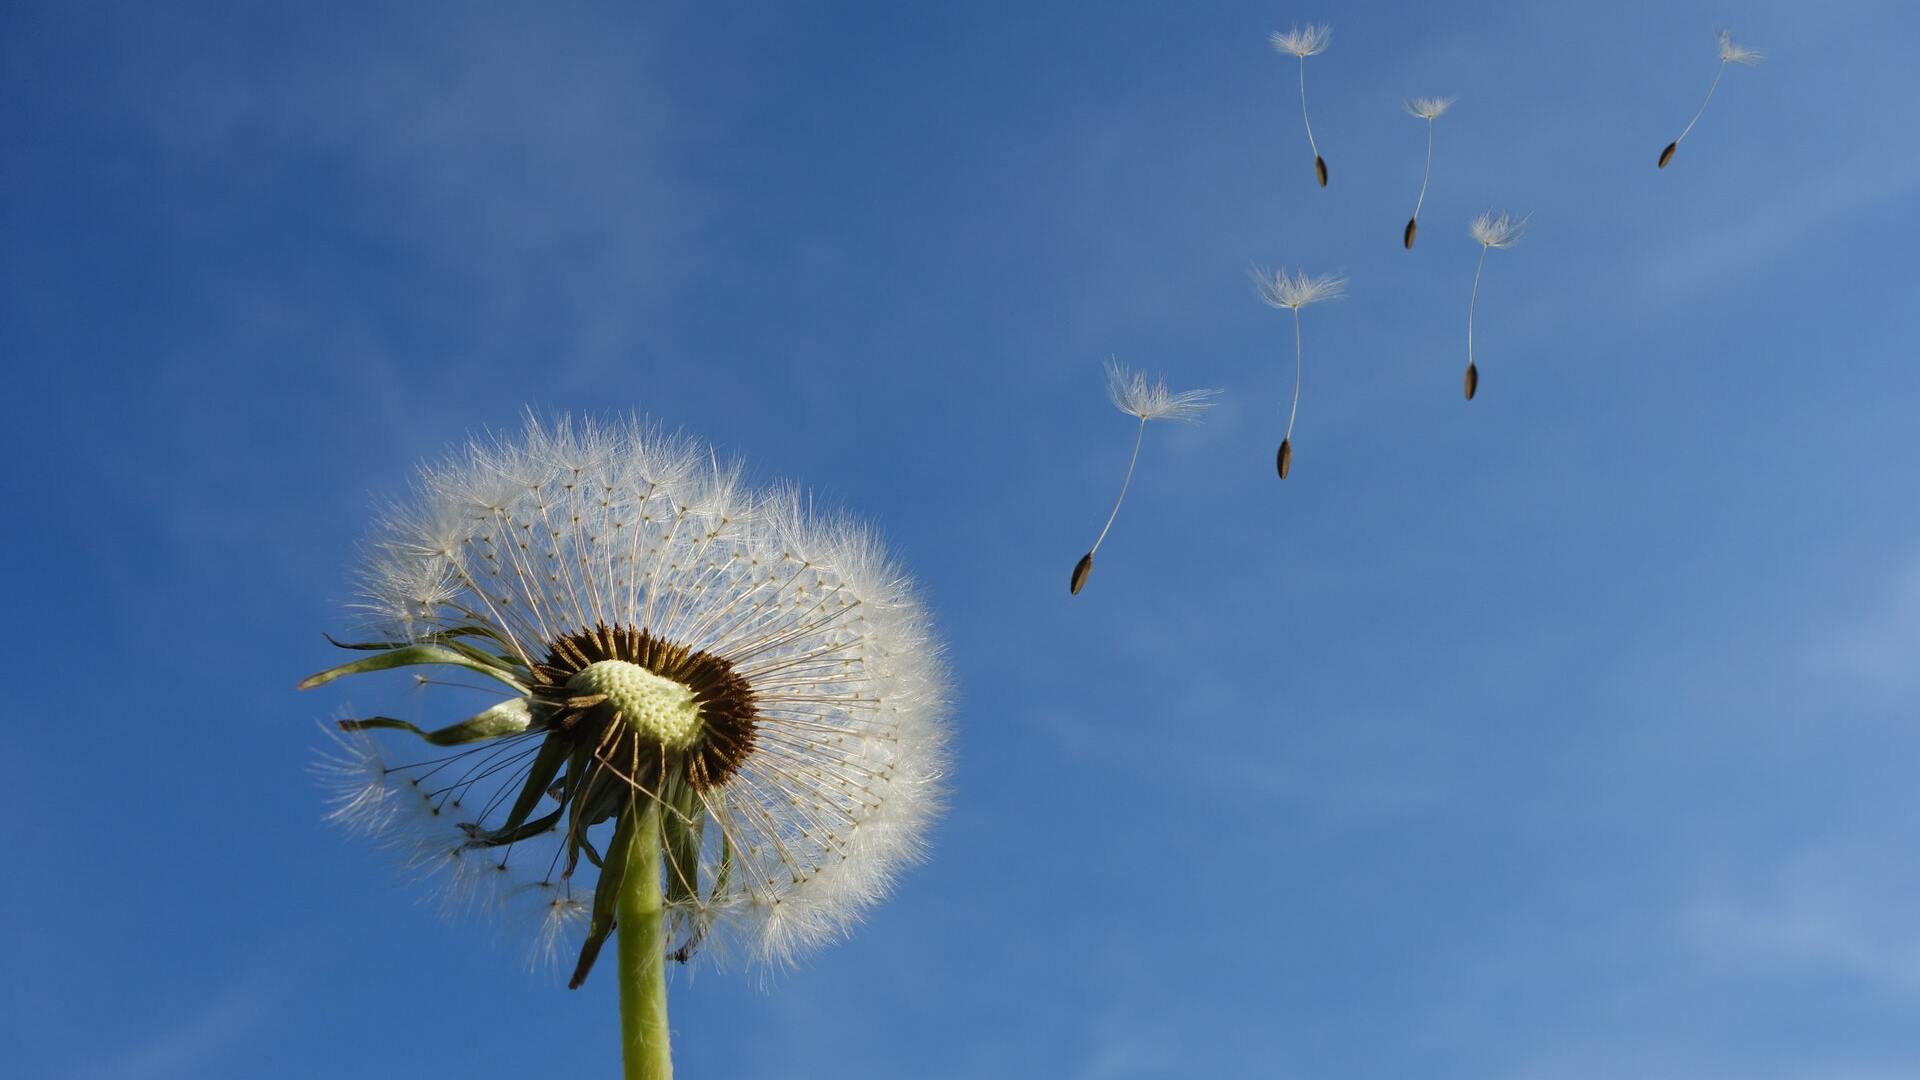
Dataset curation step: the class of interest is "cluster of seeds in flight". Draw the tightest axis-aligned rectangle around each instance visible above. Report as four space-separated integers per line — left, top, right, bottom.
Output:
1065 24 1762 596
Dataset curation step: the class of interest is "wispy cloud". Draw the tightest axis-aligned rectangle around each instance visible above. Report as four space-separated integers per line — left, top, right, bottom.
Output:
76 959 286 1080
1029 703 1436 822
111 7 713 390
1071 998 1185 1080
1804 554 1920 700
1650 153 1920 294
1684 850 1920 990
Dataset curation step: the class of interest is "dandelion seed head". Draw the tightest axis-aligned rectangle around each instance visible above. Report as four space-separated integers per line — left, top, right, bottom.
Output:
315 414 952 973
1470 211 1530 250
1406 96 1454 120
1252 266 1349 310
1270 24 1331 58
1717 29 1763 65
1104 361 1219 423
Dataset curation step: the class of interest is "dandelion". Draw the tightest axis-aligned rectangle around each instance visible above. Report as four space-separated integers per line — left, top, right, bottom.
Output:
1253 267 1347 477
1463 211 1528 400
1271 24 1333 187
1659 29 1763 168
1402 97 1454 249
302 415 950 1079
1070 362 1218 595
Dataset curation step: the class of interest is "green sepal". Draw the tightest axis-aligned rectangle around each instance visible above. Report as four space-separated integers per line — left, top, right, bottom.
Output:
563 743 617 874
325 628 525 672
660 769 703 907
709 829 733 903
495 735 571 837
339 697 536 746
298 643 529 694
570 803 639 989
324 625 503 651
462 806 565 849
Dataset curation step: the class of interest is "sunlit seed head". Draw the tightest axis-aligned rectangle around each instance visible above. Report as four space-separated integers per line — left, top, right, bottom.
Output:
566 659 703 750
1717 29 1763 65
312 415 953 976
1252 266 1349 310
1470 211 1529 250
1405 96 1454 120
1105 360 1220 423
1270 24 1331 57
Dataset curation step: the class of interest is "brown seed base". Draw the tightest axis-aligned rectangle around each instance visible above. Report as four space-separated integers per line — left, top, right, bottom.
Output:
1070 552 1094 595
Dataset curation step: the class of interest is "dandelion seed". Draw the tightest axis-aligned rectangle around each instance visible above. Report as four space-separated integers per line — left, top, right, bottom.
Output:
1271 24 1333 187
1071 362 1218 595
1660 29 1763 169
1464 211 1528 400
1253 267 1347 477
1403 96 1453 249
302 415 951 1078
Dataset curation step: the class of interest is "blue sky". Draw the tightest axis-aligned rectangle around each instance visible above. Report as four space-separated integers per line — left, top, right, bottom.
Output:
5 1 1920 1076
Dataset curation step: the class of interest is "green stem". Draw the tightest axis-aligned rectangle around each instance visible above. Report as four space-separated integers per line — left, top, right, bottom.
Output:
617 799 672 1080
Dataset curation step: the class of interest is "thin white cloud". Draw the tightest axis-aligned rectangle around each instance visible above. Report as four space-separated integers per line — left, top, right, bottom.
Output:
1804 555 1920 700
1650 153 1920 294
111 8 714 391
77 960 284 1080
1685 851 1920 990
1072 1001 1185 1080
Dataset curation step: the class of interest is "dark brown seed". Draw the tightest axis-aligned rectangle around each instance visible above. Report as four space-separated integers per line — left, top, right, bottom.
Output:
1070 552 1094 595
1404 217 1418 249
1314 155 1328 187
1276 438 1293 479
1658 141 1677 169
1463 362 1479 400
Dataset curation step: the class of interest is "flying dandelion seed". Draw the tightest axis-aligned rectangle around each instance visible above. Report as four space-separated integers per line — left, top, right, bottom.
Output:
1271 24 1332 187
1402 97 1453 249
303 415 951 1080
1253 267 1347 477
1070 361 1218 596
1659 29 1763 168
1464 211 1528 400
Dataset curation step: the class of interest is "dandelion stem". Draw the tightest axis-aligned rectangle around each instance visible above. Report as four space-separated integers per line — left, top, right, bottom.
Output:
616 799 672 1080
1466 244 1489 369
1675 60 1727 145
1297 58 1319 160
1089 418 1145 557
1412 119 1435 220
1286 306 1304 442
